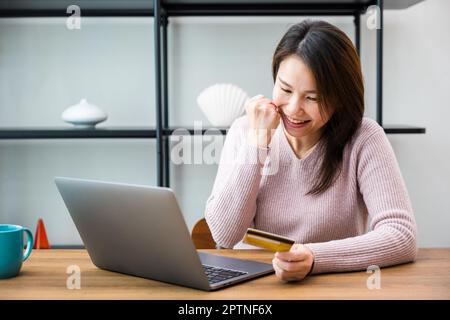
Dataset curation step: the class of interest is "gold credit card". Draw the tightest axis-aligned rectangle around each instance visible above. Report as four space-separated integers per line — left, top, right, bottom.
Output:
243 228 295 252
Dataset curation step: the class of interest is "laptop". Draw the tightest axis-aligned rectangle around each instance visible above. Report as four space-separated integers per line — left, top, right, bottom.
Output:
54 177 273 291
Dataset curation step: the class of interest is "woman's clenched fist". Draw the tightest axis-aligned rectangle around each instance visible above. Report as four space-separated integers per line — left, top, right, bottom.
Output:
245 94 281 148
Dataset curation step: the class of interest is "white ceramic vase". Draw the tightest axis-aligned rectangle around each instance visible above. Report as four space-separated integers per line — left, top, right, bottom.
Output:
61 99 108 128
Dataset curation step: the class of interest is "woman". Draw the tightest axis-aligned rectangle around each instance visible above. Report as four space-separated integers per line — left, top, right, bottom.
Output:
205 20 417 282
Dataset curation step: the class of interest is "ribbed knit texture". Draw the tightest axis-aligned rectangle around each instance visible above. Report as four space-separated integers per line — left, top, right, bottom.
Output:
205 116 417 274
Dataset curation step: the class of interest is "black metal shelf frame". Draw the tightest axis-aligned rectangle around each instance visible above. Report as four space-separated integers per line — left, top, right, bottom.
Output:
0 0 427 188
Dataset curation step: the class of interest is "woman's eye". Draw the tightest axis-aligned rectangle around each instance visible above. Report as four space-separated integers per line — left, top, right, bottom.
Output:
281 87 292 94
306 96 317 102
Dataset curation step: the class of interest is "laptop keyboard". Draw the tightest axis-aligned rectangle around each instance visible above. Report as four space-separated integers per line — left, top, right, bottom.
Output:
203 264 248 284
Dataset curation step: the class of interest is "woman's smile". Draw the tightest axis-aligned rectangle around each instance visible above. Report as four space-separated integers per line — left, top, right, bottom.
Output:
280 111 312 130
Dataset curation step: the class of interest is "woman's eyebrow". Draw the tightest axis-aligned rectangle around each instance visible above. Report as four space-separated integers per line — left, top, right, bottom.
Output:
278 77 293 88
278 77 317 93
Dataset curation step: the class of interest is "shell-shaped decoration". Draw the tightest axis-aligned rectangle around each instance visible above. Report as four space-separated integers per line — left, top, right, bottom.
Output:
197 83 249 127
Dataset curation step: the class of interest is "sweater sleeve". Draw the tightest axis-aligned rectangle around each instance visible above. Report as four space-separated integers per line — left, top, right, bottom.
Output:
204 116 269 248
304 128 418 274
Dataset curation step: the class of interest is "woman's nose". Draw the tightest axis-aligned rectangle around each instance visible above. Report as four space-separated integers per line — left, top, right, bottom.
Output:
281 98 303 115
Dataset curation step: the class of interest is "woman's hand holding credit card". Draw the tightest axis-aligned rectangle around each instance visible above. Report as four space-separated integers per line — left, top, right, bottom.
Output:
243 228 315 282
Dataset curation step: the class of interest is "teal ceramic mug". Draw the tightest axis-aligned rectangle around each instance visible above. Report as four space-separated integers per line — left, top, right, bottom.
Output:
0 224 33 279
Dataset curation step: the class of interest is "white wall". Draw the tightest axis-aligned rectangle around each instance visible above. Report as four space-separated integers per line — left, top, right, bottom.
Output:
382 0 450 247
0 0 448 247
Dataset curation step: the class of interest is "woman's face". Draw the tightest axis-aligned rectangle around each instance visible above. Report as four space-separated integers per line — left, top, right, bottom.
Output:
272 55 330 141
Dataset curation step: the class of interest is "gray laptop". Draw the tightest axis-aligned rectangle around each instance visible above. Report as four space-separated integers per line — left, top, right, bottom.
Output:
54 177 273 291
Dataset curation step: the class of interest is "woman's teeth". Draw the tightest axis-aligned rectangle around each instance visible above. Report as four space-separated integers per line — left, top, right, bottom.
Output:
287 116 309 124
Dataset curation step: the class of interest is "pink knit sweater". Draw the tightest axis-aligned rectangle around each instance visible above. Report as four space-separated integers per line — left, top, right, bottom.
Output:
205 116 417 274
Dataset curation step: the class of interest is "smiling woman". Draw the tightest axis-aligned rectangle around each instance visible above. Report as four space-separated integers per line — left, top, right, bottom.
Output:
271 20 364 194
205 20 417 283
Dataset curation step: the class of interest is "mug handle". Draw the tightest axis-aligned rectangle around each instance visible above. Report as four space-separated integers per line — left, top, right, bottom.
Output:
22 227 33 261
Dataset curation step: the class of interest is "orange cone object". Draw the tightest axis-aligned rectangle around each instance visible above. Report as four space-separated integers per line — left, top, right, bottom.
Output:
33 218 50 249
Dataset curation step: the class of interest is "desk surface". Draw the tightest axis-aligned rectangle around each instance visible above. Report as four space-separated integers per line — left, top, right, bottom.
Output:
1 248 449 300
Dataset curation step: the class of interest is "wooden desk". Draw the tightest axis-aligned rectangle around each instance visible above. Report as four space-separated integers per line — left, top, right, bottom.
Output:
1 249 449 300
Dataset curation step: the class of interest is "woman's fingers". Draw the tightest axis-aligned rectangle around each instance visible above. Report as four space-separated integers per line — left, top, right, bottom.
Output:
248 95 278 109
276 245 309 262
273 260 289 280
270 102 280 113
246 94 266 108
250 94 264 101
272 258 307 282
273 257 311 272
